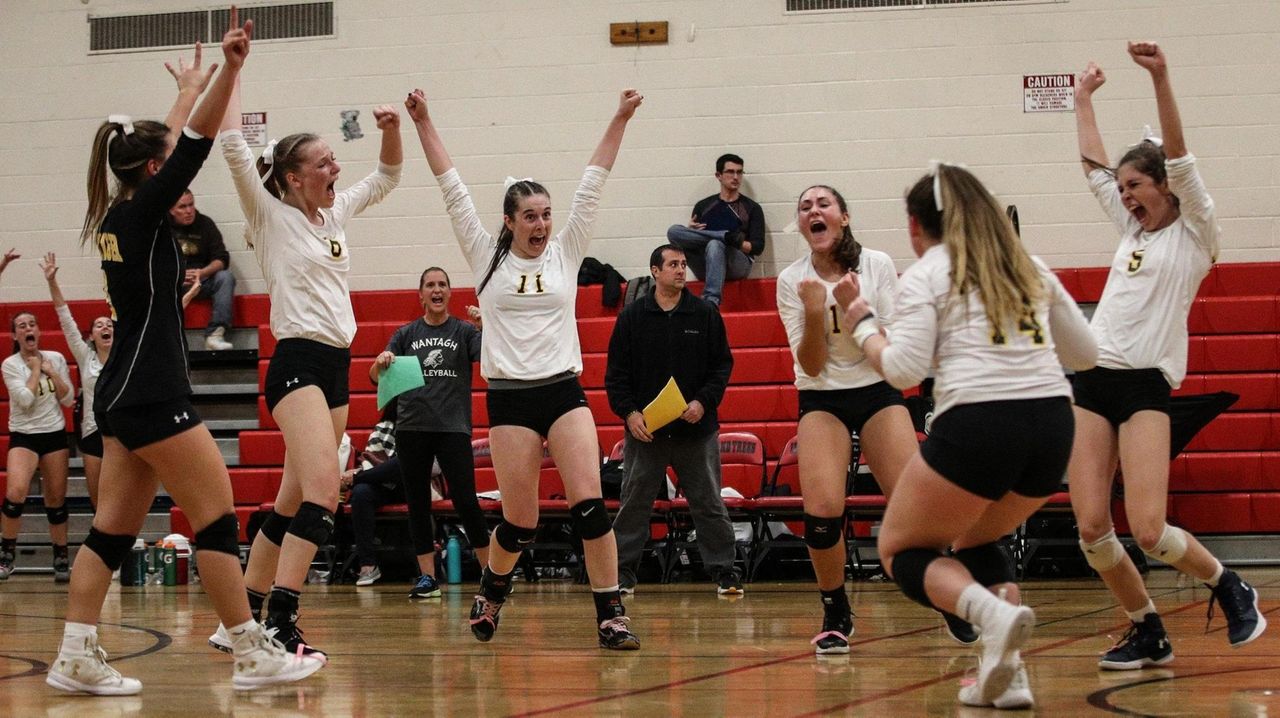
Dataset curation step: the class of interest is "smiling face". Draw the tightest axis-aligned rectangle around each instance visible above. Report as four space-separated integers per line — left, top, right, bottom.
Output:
418 269 452 320
12 313 39 354
1117 163 1178 232
90 316 113 352
797 186 850 256
505 193 552 258
286 139 341 211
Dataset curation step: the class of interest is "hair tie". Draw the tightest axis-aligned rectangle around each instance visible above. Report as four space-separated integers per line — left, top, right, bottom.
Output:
260 139 279 182
1129 124 1164 149
503 176 533 191
927 159 968 212
107 114 135 136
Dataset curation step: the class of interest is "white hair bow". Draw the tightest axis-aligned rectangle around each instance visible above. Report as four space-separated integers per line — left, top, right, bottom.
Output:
107 114 135 136
260 139 279 182
504 176 534 191
1130 124 1164 148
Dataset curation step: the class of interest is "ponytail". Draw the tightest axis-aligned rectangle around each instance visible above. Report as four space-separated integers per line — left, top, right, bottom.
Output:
81 118 169 249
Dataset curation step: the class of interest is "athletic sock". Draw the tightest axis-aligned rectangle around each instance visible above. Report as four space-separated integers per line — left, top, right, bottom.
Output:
247 588 267 621
60 622 97 655
1203 561 1225 587
480 567 514 604
266 586 301 627
227 619 260 655
956 583 1007 629
820 586 850 616
1126 601 1157 623
593 585 625 623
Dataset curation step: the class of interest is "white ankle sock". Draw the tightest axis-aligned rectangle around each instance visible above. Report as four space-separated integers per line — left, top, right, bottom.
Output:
61 622 98 655
956 584 1005 629
228 619 260 653
1203 562 1224 587
1126 601 1157 623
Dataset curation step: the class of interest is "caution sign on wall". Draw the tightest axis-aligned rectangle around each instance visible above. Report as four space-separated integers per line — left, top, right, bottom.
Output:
1024 74 1075 113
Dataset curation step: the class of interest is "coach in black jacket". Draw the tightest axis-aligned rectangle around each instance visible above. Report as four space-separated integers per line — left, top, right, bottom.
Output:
605 244 741 594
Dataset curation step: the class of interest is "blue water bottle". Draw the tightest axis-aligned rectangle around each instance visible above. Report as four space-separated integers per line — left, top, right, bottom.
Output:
445 534 462 585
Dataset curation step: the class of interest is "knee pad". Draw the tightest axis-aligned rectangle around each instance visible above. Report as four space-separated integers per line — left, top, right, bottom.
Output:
286 501 335 547
891 548 944 610
953 542 1015 588
1079 529 1126 573
44 504 69 526
494 521 539 553
804 513 845 550
83 528 136 571
1144 524 1189 564
1 499 23 519
259 510 292 546
570 498 611 541
195 514 241 557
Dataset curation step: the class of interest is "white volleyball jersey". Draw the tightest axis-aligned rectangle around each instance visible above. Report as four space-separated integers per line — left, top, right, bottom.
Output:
56 304 102 437
882 244 1097 417
776 248 899 391
223 130 401 348
3 351 73 434
437 166 608 381
1087 154 1218 389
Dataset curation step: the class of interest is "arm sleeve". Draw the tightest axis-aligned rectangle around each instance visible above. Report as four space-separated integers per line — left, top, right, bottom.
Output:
221 130 276 245
745 199 766 256
54 354 74 407
1165 154 1220 260
436 168 495 271
1087 168 1141 237
558 165 609 267
1045 272 1099 371
695 308 734 409
55 304 92 366
878 268 937 390
333 162 403 226
121 131 213 246
603 308 638 419
3 358 36 411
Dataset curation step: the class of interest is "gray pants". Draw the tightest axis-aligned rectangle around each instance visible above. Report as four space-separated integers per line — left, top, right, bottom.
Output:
614 431 736 582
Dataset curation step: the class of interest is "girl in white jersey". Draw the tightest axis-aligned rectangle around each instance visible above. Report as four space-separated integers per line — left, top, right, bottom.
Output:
1070 42 1266 670
844 164 1097 708
776 185 921 654
407 87 642 650
1 311 73 582
214 66 402 661
41 253 113 509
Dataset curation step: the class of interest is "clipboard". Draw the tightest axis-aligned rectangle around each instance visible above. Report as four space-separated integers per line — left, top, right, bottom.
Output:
642 377 688 433
376 356 426 410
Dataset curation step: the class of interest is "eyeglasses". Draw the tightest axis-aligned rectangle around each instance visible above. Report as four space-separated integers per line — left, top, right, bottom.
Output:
720 169 745 176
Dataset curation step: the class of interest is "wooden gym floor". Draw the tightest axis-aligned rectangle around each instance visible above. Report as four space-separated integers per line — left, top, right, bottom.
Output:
1 568 1278 716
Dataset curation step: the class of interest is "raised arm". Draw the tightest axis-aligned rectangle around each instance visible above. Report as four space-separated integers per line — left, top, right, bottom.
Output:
1074 61 1110 176
1129 41 1186 160
587 89 643 171
187 10 251 139
405 89 455 176
163 42 216 146
0 248 18 278
373 104 403 167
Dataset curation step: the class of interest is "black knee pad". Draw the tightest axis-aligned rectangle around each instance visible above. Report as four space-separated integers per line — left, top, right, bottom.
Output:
1 499 23 519
494 521 539 553
83 528 137 571
259 510 292 546
953 542 1015 588
286 502 335 547
891 548 944 610
570 498 611 540
195 514 241 557
804 513 845 550
45 504 69 526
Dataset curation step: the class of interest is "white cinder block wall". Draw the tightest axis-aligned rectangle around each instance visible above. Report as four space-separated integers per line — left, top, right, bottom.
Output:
1 0 1276 302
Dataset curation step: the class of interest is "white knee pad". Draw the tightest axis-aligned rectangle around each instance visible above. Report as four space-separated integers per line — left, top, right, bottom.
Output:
1079 530 1126 573
1143 524 1188 564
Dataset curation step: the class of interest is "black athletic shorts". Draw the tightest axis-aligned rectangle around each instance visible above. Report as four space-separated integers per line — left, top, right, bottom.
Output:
95 396 202 452
264 338 351 413
78 430 104 459
1072 366 1171 428
486 374 589 437
921 396 1074 501
9 430 69 457
798 382 907 435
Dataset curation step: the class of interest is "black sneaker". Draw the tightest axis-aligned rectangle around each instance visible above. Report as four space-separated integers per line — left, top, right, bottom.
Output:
598 616 640 650
716 569 744 596
1207 569 1268 647
0 552 14 580
811 610 854 655
941 610 979 645
469 595 504 642
264 620 328 662
1099 613 1173 670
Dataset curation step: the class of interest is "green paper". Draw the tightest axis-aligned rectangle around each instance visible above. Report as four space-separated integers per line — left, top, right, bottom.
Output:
377 356 426 410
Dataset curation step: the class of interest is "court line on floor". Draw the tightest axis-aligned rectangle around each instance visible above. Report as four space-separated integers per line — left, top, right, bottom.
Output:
0 613 171 681
1086 664 1280 717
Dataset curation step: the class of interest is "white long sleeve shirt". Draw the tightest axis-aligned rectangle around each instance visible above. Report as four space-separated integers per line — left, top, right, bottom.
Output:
4 351 73 433
777 248 899 391
437 166 608 381
222 130 401 348
880 245 1097 417
56 304 102 437
1087 155 1218 389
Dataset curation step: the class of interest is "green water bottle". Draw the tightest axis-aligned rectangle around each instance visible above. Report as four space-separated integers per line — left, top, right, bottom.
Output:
162 542 177 586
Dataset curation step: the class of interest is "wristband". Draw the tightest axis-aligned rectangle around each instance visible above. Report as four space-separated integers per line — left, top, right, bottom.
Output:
852 314 881 349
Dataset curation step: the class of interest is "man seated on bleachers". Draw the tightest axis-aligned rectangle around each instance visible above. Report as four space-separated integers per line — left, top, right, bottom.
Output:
169 190 235 350
605 244 741 595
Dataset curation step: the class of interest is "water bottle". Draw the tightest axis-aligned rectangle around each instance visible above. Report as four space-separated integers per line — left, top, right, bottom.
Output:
162 543 177 586
121 540 147 586
445 535 462 585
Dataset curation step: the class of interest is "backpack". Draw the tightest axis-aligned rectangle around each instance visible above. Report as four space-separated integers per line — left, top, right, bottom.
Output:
622 276 653 307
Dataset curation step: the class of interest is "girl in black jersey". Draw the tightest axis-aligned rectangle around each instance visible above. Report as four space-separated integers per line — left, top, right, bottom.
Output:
47 13 322 696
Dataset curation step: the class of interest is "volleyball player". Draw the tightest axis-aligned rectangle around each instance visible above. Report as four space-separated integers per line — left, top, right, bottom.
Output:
776 185 922 654
48 15 323 695
405 86 643 649
209 50 403 661
847 163 1098 707
1070 42 1266 670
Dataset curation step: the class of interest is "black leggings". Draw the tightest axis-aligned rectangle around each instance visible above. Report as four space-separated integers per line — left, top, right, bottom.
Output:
397 430 489 555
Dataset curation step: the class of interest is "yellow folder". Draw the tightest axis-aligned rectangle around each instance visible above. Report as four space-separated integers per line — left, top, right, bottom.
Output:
642 377 688 433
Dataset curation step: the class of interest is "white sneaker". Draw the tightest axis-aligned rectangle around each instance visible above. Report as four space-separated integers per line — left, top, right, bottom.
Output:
46 635 142 695
208 623 233 654
204 327 233 351
230 622 325 690
968 604 1035 705
355 565 382 587
960 655 1034 709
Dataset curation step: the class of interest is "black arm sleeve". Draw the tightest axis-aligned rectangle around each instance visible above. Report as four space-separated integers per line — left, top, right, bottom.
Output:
123 132 213 236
